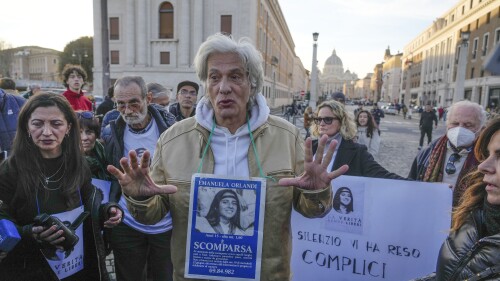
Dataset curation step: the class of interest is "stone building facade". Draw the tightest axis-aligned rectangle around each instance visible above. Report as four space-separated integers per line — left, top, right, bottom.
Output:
401 0 500 108
92 0 308 107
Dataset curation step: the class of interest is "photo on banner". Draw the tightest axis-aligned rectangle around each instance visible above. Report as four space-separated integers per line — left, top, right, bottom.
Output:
291 175 452 281
185 174 266 281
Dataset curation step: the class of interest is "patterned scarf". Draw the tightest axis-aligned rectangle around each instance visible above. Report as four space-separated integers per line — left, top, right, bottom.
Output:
484 197 500 236
422 136 479 206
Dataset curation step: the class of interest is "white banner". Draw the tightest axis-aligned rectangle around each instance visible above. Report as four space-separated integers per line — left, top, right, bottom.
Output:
291 176 452 281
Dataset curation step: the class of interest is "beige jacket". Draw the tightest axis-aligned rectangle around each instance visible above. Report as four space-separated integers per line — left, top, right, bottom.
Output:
126 116 332 281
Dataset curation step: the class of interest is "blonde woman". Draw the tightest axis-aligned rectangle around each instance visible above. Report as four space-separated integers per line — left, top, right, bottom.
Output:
311 100 404 179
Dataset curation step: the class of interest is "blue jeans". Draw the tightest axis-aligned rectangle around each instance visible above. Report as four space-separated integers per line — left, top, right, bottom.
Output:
111 223 173 281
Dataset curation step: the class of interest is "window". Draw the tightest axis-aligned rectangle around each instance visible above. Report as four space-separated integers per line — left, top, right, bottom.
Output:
159 2 174 39
462 5 465 15
487 12 491 24
110 17 119 40
495 28 500 44
470 0 473 9
472 38 478 59
111 51 119 64
160 52 170 64
221 15 232 35
470 67 475 79
483 34 489 56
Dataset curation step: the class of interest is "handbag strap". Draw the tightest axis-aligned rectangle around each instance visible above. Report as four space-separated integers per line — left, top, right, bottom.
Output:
466 264 500 281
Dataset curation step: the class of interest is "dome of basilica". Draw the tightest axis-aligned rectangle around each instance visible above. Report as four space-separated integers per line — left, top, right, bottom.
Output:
325 49 343 67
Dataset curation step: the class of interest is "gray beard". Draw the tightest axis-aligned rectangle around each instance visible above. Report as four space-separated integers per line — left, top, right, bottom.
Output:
123 105 149 126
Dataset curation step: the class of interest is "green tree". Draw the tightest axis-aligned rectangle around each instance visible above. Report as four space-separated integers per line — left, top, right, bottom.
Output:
59 36 93 82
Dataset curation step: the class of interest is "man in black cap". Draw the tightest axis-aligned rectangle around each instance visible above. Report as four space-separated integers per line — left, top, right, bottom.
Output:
169 80 199 121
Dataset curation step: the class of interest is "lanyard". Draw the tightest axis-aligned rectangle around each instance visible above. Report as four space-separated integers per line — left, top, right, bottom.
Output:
197 114 276 182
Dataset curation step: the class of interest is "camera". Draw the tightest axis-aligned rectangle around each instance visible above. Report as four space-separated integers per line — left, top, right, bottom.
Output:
33 212 89 251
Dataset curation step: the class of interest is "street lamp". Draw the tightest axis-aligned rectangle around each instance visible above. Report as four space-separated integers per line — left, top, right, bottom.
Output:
271 56 279 108
310 32 319 110
404 56 413 107
72 50 88 65
453 30 470 103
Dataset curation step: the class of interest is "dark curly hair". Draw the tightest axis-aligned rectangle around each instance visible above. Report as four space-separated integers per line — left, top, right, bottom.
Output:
61 64 87 88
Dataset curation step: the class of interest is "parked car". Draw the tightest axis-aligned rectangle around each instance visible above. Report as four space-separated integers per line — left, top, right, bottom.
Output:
384 105 398 115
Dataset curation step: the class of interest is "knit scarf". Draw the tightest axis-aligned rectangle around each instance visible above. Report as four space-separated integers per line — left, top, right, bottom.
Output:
422 136 479 206
484 197 500 236
85 141 111 181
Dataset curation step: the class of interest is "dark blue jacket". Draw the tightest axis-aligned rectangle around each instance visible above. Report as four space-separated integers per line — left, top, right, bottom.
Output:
101 104 176 202
0 89 26 154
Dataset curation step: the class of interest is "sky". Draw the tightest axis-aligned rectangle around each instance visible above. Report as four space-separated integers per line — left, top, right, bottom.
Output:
0 0 459 77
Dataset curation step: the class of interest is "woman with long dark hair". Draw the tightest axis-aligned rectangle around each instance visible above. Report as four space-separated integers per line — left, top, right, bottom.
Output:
413 118 500 281
355 109 380 156
196 189 250 236
332 187 354 214
0 93 122 280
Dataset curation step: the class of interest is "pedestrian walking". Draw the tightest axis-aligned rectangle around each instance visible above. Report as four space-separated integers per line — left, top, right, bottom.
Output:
370 102 385 128
418 103 438 150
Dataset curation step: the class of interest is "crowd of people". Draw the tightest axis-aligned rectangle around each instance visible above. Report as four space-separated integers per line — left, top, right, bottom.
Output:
0 32 499 281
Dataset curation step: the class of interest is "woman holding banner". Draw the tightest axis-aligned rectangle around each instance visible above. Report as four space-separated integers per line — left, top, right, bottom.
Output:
414 118 500 281
311 100 405 179
0 94 122 280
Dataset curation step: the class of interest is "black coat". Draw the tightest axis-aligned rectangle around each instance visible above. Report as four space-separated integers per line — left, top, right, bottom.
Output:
312 138 406 180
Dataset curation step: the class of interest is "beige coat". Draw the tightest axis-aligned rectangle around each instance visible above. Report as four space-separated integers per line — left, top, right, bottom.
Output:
126 116 332 281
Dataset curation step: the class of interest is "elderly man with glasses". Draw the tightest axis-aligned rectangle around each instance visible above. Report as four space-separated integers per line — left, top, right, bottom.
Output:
168 80 199 121
101 76 176 281
408 100 487 207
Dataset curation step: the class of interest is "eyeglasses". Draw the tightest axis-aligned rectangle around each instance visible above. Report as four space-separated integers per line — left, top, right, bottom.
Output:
313 117 338 125
445 153 461 175
179 89 197 96
115 100 143 110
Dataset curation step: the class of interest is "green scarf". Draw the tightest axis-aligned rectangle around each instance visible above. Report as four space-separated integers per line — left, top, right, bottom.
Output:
484 197 500 236
85 141 111 181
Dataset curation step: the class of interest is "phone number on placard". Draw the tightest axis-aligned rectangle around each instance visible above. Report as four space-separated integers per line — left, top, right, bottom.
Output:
208 268 235 275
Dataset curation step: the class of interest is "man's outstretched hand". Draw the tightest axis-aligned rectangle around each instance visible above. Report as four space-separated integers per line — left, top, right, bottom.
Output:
278 134 348 190
107 150 177 198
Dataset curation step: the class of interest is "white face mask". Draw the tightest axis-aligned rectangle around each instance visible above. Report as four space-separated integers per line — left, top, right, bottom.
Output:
447 127 477 148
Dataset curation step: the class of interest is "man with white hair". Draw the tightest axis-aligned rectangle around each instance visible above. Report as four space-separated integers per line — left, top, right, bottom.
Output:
147 82 171 111
22 83 41 99
409 100 487 207
107 33 348 281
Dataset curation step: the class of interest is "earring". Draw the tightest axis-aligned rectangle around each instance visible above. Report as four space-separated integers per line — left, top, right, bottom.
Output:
65 133 69 138
28 132 31 138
